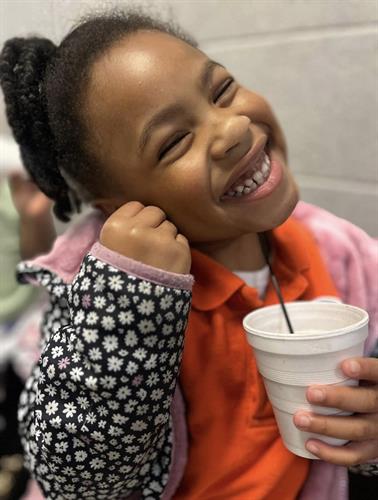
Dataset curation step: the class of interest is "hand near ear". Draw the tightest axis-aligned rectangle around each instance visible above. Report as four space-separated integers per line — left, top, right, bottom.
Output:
100 201 191 274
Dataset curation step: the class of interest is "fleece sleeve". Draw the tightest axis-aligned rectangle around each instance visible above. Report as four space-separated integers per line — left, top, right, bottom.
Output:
17 249 193 500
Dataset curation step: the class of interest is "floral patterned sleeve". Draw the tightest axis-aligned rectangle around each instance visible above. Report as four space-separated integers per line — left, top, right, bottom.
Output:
17 253 192 500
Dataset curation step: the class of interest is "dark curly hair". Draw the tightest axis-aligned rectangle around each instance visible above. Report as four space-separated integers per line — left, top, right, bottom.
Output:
0 9 197 221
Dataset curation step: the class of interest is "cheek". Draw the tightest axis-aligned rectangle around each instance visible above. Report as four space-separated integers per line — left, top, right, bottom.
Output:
238 91 288 158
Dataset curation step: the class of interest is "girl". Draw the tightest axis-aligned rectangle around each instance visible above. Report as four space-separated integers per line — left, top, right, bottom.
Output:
0 9 377 500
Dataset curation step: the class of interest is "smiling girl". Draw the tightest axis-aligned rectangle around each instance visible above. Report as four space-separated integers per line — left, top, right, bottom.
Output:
0 9 377 500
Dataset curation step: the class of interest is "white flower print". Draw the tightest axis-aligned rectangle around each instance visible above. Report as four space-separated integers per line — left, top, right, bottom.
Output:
55 441 68 453
162 324 173 335
45 384 57 397
100 375 116 390
74 450 87 462
144 335 158 348
93 274 106 292
137 299 155 316
117 295 130 308
47 365 55 379
112 413 127 425
65 422 77 433
63 402 77 418
160 295 173 310
70 367 84 382
126 361 138 375
108 275 124 291
146 372 159 387
154 285 164 297
144 354 157 370
51 346 64 358
108 356 123 372
116 386 131 400
119 310 134 325
88 347 102 361
102 335 118 353
90 458 105 470
17 254 192 499
93 296 106 309
125 330 137 347
86 312 99 326
138 319 155 334
98 405 108 417
133 348 147 361
83 328 98 343
46 401 59 416
80 277 91 291
107 400 119 411
131 420 147 432
138 281 151 295
101 315 115 331
50 416 62 428
85 376 98 390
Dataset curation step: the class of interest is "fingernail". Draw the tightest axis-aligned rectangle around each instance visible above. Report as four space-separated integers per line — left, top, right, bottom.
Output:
308 388 325 402
296 415 311 428
307 443 319 455
346 360 360 376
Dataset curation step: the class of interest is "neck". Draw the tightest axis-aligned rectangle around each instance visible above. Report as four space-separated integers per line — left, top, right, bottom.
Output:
192 232 268 271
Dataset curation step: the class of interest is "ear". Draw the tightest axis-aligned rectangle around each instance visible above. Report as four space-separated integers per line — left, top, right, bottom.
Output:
92 197 123 217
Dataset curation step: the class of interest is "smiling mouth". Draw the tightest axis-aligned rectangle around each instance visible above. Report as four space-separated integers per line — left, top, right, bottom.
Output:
221 147 271 200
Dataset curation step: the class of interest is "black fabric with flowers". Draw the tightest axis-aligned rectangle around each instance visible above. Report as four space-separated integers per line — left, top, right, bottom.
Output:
17 254 192 500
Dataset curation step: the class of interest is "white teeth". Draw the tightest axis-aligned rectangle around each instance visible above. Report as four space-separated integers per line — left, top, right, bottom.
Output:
222 150 272 199
252 171 264 185
262 163 270 175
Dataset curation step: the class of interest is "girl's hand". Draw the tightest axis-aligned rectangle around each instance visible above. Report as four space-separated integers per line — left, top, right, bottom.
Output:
8 172 53 221
100 201 191 274
293 357 378 466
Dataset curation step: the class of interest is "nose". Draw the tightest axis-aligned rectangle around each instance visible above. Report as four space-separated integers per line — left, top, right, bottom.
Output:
209 113 252 161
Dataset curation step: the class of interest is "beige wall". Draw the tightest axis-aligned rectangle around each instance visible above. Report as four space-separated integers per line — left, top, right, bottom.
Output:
1 0 377 235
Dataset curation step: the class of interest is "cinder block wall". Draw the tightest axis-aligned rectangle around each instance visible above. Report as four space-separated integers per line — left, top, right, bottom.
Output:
1 0 377 235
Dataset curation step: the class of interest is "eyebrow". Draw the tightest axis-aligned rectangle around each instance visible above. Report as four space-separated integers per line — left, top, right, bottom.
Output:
138 59 224 155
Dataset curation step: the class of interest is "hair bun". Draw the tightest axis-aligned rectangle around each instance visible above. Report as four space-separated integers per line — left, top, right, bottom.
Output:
0 37 73 220
0 37 56 145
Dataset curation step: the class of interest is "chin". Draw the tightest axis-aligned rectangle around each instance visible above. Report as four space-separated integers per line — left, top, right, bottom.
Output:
257 182 300 232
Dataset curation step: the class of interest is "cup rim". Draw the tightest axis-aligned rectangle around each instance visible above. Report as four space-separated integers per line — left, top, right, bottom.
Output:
243 301 369 340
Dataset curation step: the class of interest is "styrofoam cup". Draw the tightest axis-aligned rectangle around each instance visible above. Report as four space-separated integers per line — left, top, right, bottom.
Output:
243 301 369 459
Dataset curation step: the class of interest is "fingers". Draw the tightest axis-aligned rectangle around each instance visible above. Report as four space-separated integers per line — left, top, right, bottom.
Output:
341 357 378 383
306 384 378 413
158 219 178 236
113 201 145 218
304 438 378 466
294 412 378 441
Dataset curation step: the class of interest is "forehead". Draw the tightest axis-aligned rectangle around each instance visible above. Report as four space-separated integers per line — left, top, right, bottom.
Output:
85 31 206 132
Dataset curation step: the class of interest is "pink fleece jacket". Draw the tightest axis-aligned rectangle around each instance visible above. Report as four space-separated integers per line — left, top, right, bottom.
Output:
21 201 378 500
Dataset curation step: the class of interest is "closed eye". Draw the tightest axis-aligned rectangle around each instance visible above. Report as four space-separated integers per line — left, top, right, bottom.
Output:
158 133 189 161
213 78 235 103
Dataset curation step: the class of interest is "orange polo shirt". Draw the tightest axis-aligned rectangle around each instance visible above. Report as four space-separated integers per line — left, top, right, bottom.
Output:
174 217 339 500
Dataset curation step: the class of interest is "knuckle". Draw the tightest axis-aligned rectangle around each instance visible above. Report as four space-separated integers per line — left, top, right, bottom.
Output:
127 200 144 210
146 205 166 217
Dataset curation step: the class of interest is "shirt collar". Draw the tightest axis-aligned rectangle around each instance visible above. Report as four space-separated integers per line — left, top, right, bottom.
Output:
190 217 311 311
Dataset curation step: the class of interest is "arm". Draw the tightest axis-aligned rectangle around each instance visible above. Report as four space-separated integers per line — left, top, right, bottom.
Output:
19 250 192 499
19 201 193 499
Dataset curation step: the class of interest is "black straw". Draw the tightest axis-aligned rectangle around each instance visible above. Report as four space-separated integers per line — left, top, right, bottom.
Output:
258 232 295 334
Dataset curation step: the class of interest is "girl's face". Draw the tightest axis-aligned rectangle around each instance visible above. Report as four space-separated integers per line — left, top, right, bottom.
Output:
85 30 299 243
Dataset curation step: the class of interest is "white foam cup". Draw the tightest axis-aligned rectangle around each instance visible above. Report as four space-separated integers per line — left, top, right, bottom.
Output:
243 301 369 459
